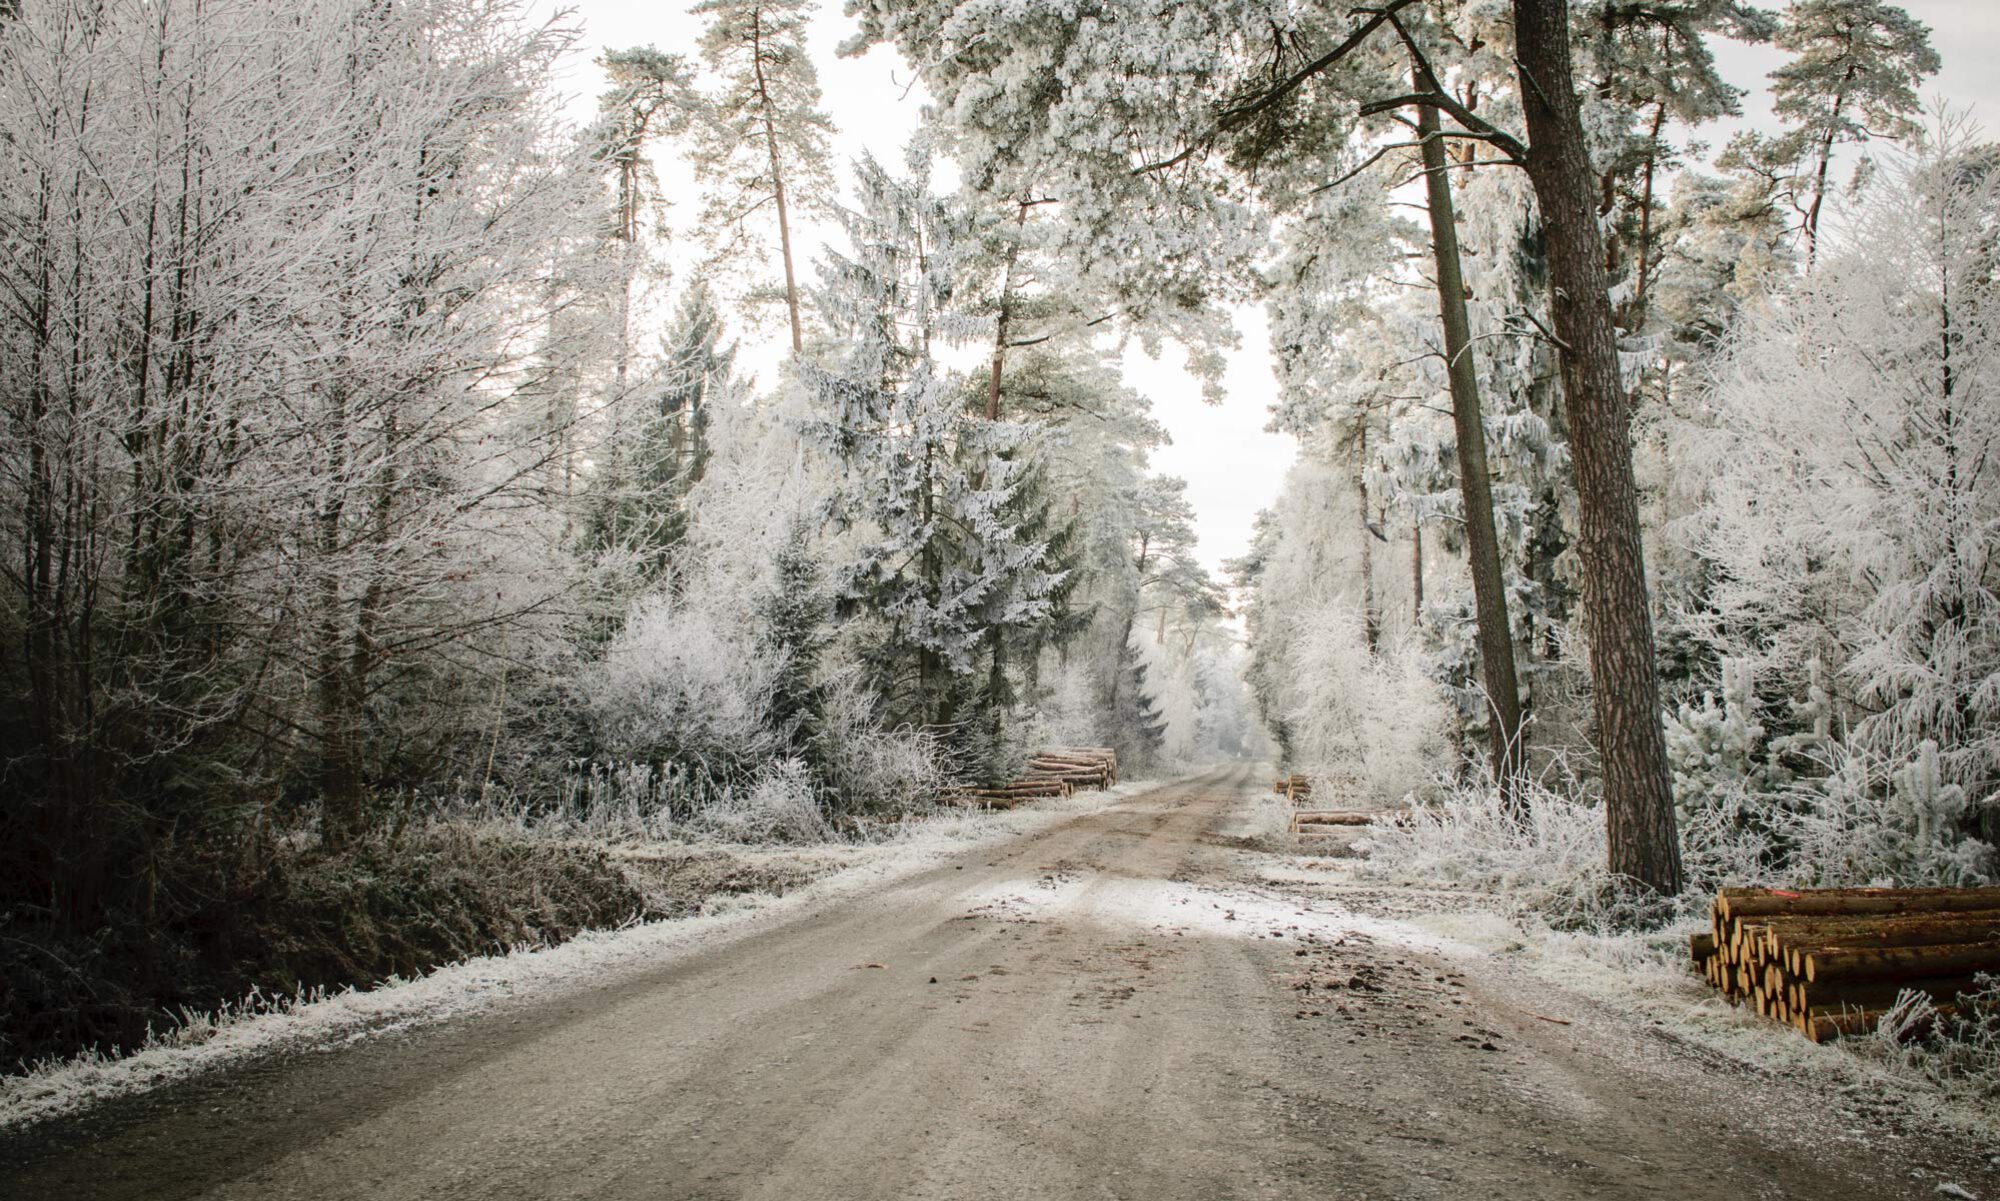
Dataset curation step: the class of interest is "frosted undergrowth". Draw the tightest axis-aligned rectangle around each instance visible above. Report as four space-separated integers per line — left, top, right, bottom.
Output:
1348 775 1686 931
0 781 1149 1132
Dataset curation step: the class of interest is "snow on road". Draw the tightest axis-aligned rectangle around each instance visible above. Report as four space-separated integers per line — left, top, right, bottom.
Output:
5 768 1996 1200
0 781 1152 1132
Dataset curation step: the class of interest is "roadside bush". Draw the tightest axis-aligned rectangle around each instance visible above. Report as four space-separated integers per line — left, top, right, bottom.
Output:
811 675 957 819
1865 976 2000 1104
589 593 780 778
692 759 831 844
1353 771 1680 930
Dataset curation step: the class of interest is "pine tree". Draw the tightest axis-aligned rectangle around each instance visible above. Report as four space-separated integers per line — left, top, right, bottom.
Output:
595 48 697 400
1729 0 1939 267
1574 0 1777 329
689 0 835 353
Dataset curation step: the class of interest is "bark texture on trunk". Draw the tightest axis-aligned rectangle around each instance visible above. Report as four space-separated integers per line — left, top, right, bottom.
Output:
1512 0 1683 893
1414 74 1526 813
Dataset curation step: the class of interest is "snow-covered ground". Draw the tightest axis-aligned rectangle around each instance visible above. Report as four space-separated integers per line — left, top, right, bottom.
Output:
0 782 1153 1132
1246 820 2000 1144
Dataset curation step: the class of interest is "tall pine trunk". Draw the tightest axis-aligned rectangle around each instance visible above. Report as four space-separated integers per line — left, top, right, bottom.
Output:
1512 0 1683 893
751 11 804 354
1414 70 1526 813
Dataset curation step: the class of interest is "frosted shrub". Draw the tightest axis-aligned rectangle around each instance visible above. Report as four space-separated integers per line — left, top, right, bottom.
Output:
589 593 780 777
1289 602 1450 805
1359 774 1588 918
1675 778 1793 890
1664 659 1791 804
1785 739 1995 887
1864 977 2000 1103
693 759 830 844
1357 769 1677 931
812 676 956 818
1665 657 1806 886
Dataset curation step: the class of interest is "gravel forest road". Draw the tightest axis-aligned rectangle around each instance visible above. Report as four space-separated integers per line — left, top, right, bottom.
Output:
5 766 1996 1200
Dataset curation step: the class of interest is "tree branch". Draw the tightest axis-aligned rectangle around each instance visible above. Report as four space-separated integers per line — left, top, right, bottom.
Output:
1133 0 1421 175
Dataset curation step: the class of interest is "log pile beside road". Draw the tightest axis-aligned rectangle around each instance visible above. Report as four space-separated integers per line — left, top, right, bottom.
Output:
1022 747 1118 791
945 747 1118 810
1289 808 1411 836
1693 886 2000 1043
1273 773 1312 802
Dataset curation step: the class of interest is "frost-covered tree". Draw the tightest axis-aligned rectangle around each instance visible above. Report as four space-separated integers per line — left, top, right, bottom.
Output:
0 0 590 912
1675 124 2000 822
1728 0 1939 267
691 0 836 352
555 50 699 560
804 153 1067 752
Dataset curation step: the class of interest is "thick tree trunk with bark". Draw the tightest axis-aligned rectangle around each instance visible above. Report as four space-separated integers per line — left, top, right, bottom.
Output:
1512 0 1683 894
1414 75 1526 813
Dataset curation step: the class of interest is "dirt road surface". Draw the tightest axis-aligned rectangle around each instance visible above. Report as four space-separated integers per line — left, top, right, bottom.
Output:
5 767 1996 1199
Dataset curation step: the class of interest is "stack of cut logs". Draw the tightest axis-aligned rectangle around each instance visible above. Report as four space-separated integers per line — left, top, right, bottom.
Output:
1271 771 1404 836
946 747 1118 810
1694 886 2000 1043
1290 809 1375 836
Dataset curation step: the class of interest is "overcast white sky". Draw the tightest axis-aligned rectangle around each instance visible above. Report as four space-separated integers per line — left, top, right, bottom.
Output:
549 0 2000 580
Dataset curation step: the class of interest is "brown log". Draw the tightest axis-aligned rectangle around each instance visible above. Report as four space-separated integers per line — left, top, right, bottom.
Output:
1804 940 2000 985
1717 886 2000 924
1793 973 1987 1013
1767 914 2000 974
1804 1005 1958 1044
1690 932 1716 963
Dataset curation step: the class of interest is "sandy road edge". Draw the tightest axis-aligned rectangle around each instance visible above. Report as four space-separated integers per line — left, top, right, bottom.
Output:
0 777 1181 1133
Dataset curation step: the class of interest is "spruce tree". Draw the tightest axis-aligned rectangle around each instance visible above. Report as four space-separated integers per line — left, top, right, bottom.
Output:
581 285 737 586
802 152 1067 741
756 523 833 762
